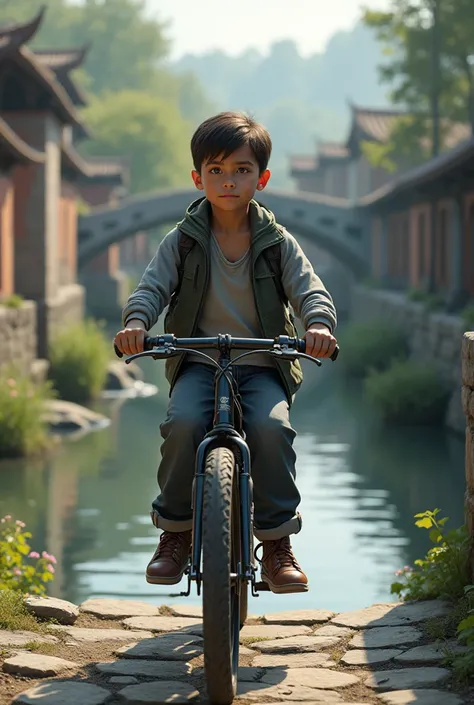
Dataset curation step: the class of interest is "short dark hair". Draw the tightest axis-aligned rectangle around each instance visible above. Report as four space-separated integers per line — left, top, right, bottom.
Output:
191 111 272 174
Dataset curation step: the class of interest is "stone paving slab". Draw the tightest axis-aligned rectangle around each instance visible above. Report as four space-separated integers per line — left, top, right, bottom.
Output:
249 635 342 653
314 624 353 638
0 630 58 647
115 634 203 661
340 648 403 666
332 600 451 629
95 659 192 678
48 625 154 642
117 680 200 703
80 598 159 619
12 681 111 705
110 676 139 685
165 604 203 618
240 624 312 640
365 667 451 691
24 596 79 625
350 626 423 649
260 666 360 689
251 652 336 668
2 653 78 678
378 690 465 705
236 681 344 701
262 610 334 625
394 642 465 664
123 616 202 633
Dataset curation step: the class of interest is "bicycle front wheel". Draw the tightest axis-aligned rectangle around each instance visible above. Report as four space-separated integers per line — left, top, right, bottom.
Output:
202 447 241 705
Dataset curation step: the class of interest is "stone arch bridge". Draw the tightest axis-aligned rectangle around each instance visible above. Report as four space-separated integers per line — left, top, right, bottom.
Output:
78 188 370 277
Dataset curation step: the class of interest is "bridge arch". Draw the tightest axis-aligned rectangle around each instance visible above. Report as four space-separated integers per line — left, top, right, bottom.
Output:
78 187 370 277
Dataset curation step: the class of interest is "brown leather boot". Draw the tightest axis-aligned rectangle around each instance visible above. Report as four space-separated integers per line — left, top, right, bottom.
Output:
146 530 191 585
260 536 309 594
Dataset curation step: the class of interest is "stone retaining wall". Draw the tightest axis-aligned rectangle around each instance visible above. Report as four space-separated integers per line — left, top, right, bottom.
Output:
351 285 465 434
462 332 474 581
0 300 37 374
40 283 85 358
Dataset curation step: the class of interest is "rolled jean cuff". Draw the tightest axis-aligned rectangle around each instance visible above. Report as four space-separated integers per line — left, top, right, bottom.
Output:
150 510 192 532
253 512 302 541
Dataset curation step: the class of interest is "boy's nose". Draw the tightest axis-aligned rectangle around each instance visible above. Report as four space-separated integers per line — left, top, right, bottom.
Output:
223 180 236 189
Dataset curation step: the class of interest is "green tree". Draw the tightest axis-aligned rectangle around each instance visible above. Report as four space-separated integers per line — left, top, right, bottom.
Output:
363 0 474 162
81 90 192 193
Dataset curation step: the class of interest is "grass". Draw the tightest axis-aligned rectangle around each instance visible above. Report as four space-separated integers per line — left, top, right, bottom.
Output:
0 590 41 633
22 641 58 654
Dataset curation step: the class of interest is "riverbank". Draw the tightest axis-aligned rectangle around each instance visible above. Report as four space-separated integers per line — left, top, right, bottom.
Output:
0 597 471 704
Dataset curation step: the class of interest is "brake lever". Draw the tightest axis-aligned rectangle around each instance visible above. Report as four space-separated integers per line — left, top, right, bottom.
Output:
270 350 322 367
123 348 178 364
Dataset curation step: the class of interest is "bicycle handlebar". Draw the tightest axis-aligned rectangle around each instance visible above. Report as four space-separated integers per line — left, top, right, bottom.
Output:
114 334 339 362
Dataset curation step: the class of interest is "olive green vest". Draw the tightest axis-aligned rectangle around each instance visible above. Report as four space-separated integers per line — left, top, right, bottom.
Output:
163 225 303 403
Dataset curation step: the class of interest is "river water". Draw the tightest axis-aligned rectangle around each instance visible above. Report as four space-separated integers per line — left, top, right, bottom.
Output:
0 346 465 614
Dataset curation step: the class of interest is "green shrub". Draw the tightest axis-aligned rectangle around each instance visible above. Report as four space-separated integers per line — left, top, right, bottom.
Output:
424 293 445 312
49 318 110 403
461 304 474 331
0 368 54 458
0 515 56 596
338 320 409 378
391 510 471 602
454 585 474 682
1 294 24 309
407 287 426 303
365 359 449 425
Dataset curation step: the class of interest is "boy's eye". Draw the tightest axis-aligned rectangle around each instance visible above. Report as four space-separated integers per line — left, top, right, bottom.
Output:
209 167 222 174
237 167 249 173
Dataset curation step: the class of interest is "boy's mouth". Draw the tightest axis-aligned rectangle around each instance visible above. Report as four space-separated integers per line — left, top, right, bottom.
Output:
219 195 240 198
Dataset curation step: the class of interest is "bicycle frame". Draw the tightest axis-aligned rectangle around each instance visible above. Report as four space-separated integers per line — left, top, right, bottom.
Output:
118 332 339 599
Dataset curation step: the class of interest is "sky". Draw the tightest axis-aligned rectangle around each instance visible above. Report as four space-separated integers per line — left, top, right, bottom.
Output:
146 0 392 60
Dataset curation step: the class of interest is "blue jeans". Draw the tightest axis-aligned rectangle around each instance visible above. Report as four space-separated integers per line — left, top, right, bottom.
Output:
151 362 302 540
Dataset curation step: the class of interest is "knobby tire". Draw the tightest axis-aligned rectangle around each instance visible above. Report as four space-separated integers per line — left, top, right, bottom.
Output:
202 447 243 705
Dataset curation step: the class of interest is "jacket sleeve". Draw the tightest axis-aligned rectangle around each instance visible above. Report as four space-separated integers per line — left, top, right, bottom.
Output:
122 227 181 330
279 231 337 333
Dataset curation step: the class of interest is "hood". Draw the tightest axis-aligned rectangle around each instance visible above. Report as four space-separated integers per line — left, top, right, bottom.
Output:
178 196 280 245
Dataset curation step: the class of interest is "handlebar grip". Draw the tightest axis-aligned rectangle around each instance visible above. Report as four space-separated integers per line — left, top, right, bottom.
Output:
298 339 339 361
114 343 123 359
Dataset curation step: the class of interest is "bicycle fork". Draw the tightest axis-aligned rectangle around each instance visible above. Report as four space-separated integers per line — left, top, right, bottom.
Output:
181 434 260 597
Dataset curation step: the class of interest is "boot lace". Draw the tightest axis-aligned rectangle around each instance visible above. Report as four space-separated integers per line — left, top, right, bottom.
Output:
152 531 189 565
254 537 300 572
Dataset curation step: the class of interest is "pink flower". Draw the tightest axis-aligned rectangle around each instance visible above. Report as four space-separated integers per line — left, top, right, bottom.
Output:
29 551 40 559
10 390 18 398
7 378 15 387
46 564 55 574
13 568 21 576
41 551 57 564
16 520 25 528
3 515 11 521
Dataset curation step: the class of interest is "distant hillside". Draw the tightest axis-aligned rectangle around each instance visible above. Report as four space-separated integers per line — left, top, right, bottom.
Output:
169 22 390 187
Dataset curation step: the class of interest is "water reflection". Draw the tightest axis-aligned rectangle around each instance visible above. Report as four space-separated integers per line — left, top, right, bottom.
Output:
0 361 465 613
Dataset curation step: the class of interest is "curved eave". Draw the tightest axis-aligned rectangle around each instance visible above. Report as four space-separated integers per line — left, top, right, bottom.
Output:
61 142 94 179
35 44 90 73
359 137 474 208
0 116 45 165
16 46 90 135
0 6 45 55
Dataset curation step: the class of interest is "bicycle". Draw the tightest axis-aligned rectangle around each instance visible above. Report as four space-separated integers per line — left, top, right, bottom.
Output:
115 333 338 705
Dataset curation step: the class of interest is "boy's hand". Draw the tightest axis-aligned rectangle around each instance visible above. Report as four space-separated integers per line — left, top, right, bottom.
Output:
304 324 337 359
114 319 147 356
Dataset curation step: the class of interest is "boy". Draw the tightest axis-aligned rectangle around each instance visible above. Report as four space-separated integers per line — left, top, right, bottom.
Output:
114 112 337 594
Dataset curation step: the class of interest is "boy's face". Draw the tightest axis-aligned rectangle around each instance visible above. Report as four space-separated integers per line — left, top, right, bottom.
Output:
191 144 270 210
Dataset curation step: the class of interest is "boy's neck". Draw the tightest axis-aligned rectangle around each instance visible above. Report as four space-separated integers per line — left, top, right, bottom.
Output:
210 202 251 237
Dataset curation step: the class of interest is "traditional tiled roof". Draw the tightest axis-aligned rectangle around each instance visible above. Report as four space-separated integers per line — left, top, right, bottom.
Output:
0 115 45 166
84 156 130 183
35 47 89 107
289 155 318 173
34 47 89 73
318 142 349 160
360 136 474 207
0 10 87 131
0 6 45 57
349 104 470 150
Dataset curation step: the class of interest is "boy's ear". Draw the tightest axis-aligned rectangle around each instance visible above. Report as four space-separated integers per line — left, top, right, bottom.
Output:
256 169 271 191
191 170 204 190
